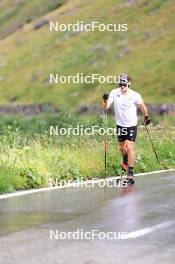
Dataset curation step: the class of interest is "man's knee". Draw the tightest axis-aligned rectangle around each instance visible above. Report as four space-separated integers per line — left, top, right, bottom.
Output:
120 147 126 153
119 143 127 153
126 142 134 152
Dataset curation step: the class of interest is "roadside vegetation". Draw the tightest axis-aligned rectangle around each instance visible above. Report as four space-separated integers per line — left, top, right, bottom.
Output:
0 0 174 107
0 113 174 193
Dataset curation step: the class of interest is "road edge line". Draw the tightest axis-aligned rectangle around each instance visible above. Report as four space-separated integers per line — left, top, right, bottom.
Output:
0 169 175 200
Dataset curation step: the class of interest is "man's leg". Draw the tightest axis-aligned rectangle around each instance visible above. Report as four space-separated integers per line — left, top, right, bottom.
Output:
119 141 127 155
119 141 128 171
125 140 135 183
125 126 137 181
125 140 135 168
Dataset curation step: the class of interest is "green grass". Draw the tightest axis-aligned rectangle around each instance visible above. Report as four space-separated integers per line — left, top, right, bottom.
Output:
0 0 174 108
0 165 26 193
0 0 175 193
0 0 67 38
0 113 174 194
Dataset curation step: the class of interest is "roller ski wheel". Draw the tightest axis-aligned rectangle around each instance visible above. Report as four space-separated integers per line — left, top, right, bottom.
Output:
126 170 135 185
126 177 135 185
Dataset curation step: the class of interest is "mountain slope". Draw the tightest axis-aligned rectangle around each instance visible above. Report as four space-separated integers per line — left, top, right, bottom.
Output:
0 0 174 110
0 0 67 38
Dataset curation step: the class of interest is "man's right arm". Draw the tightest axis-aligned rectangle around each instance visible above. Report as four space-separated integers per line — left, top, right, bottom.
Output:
102 92 113 109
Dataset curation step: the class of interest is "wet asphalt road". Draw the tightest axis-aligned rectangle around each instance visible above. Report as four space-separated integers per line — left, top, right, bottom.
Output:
0 171 175 264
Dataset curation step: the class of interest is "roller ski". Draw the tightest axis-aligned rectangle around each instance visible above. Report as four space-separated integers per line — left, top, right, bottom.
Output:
125 168 135 185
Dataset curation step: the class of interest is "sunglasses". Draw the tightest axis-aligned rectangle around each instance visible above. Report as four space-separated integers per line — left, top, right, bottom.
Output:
119 83 127 87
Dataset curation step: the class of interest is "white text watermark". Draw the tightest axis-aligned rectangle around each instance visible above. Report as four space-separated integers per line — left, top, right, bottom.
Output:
49 21 128 32
50 229 128 240
49 125 127 136
48 177 128 188
49 73 118 84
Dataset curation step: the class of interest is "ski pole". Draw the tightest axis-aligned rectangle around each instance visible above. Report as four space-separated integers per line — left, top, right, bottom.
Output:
104 105 108 176
144 124 161 167
102 92 109 178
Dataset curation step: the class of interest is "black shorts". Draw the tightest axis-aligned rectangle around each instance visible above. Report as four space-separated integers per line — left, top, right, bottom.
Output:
116 125 137 142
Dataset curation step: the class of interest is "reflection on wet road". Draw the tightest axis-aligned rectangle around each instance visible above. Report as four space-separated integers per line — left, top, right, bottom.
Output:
0 171 175 264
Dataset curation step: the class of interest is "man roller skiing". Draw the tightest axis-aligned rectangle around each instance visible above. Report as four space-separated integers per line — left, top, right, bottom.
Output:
103 74 150 185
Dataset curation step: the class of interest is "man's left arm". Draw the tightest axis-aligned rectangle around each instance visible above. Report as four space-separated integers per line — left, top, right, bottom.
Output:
139 101 151 125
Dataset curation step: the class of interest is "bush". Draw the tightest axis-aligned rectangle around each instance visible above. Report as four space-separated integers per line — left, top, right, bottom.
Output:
0 165 26 194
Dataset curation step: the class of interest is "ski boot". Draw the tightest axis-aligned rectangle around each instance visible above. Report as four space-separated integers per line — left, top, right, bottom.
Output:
120 162 128 178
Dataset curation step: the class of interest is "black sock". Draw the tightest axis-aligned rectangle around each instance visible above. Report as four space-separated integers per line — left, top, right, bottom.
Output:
123 153 128 164
128 166 134 172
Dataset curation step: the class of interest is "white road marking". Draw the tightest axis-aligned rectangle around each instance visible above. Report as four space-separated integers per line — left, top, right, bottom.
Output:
125 221 175 239
0 169 174 200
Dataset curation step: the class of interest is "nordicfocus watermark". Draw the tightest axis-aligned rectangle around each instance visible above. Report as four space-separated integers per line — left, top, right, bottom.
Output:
49 21 128 32
49 73 118 84
50 125 127 136
48 177 127 188
50 229 128 240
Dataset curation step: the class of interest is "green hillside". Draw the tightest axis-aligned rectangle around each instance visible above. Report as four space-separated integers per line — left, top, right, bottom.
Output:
0 0 67 38
0 0 174 110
